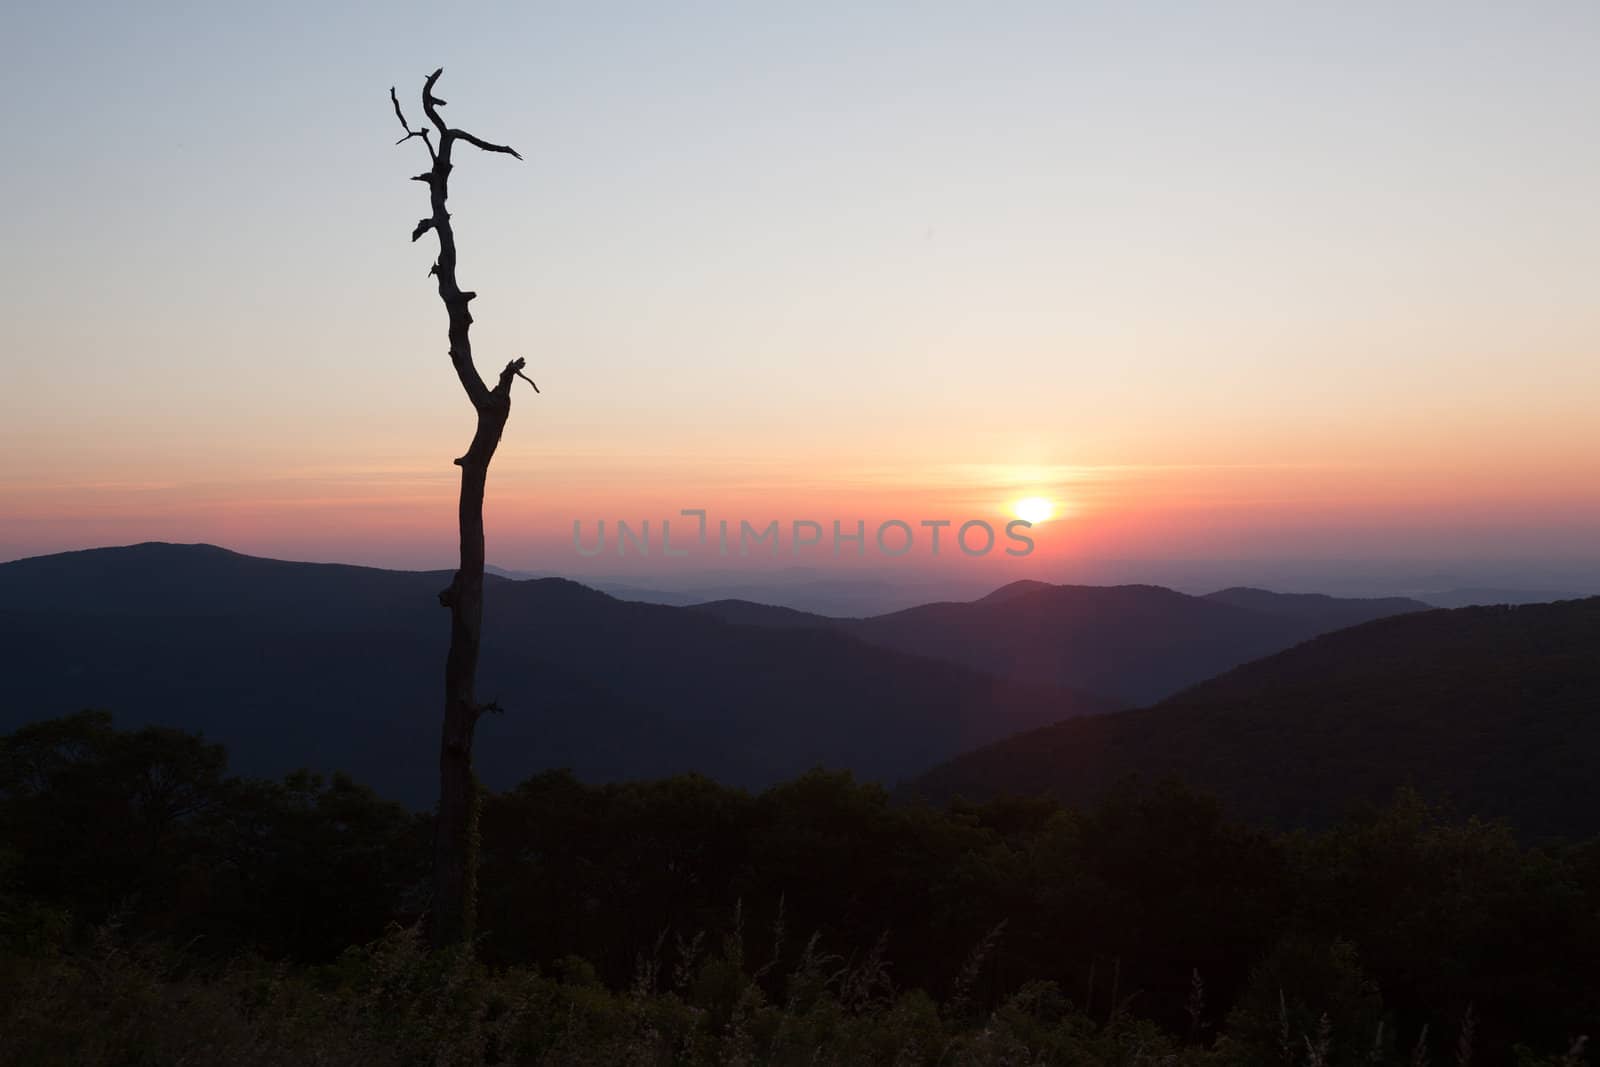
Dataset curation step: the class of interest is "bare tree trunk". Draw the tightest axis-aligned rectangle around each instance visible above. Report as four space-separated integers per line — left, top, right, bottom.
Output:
391 69 530 949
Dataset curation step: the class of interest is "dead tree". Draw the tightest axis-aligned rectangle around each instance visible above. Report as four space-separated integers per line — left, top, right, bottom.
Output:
390 68 534 948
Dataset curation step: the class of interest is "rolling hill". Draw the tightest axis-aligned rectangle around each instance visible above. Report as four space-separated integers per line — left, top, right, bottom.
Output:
908 597 1600 838
698 580 1430 706
0 543 1110 804
1201 586 1431 628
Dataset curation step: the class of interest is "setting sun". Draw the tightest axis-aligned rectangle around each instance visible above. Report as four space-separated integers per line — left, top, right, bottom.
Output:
1013 497 1054 524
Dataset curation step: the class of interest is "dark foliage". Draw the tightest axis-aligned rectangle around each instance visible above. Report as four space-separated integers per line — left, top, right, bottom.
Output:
3 713 1596 1061
0 711 428 961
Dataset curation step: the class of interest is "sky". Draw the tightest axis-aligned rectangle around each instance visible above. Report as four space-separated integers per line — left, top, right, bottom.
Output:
2 2 1598 585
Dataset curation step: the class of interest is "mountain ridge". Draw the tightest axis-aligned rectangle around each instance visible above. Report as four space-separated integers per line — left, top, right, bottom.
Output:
0 543 1108 804
907 596 1600 838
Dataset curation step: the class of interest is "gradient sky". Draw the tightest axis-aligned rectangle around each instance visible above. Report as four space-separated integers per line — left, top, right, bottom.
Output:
3 2 1598 578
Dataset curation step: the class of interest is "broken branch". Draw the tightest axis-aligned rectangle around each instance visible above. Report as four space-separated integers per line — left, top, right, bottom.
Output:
390 86 436 160
455 130 523 160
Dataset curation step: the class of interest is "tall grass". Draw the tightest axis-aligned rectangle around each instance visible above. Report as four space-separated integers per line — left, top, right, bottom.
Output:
2 916 1583 1066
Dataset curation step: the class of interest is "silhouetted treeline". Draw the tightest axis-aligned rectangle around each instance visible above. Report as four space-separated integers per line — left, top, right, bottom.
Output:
3 712 1597 1063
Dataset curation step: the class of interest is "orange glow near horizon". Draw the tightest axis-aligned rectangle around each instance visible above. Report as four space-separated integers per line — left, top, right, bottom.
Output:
5 443 1600 575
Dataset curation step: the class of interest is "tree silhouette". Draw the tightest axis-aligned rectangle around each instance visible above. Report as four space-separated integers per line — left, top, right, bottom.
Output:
390 68 534 948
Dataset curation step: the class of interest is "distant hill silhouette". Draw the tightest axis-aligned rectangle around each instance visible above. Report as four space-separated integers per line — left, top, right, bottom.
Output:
974 578 1057 603
837 580 1425 706
1417 586 1593 608
687 599 835 629
908 597 1600 838
0 544 1109 804
1201 586 1430 628
601 574 957 616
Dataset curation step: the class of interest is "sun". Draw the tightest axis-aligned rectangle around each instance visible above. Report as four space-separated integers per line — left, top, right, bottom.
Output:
1012 496 1053 524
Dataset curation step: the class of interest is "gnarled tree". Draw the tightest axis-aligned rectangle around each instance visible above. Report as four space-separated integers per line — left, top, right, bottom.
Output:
391 68 534 948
